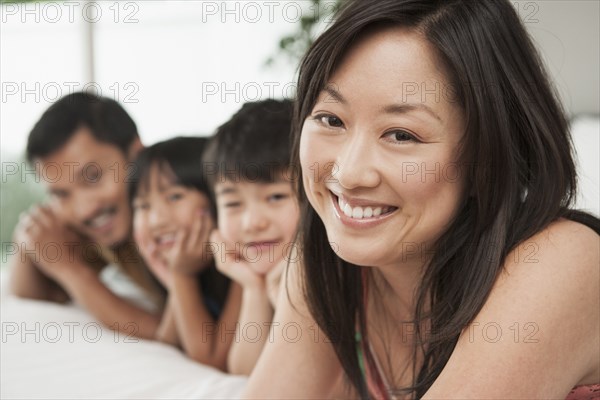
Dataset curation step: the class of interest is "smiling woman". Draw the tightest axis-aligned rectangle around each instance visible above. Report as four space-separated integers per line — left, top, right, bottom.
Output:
243 0 600 399
300 28 467 270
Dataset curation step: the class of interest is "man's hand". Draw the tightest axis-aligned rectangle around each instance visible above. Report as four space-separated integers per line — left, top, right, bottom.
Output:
13 204 89 284
210 230 264 289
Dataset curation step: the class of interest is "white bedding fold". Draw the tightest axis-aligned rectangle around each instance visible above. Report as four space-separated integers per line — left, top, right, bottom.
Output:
0 270 247 399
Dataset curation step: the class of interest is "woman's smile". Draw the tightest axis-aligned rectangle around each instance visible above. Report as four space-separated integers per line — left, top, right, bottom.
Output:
329 189 399 229
300 27 466 268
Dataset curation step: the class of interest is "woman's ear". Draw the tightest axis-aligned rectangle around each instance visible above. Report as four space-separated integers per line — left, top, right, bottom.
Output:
127 137 144 162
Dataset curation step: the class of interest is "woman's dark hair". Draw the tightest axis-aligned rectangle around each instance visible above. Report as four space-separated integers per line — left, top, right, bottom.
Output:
291 0 600 398
27 91 138 162
129 136 229 311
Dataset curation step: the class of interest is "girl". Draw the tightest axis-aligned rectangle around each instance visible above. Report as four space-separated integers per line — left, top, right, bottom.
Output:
244 0 600 398
129 137 242 371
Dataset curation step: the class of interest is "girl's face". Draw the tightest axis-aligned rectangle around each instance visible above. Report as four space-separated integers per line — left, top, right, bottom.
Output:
300 27 467 270
132 163 211 261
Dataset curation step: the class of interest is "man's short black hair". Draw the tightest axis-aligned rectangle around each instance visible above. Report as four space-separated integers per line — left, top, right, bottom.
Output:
26 91 139 162
202 98 294 189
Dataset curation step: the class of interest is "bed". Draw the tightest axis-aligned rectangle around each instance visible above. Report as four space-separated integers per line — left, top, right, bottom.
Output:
0 266 247 399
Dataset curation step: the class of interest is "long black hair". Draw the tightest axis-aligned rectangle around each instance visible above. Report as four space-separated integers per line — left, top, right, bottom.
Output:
129 136 229 313
291 0 599 398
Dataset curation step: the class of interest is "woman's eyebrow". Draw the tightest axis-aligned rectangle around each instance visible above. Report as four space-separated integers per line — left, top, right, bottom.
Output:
381 103 443 123
321 85 443 123
322 85 347 105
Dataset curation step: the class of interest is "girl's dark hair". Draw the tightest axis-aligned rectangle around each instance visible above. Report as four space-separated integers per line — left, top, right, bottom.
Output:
129 136 211 203
291 0 599 398
129 136 229 311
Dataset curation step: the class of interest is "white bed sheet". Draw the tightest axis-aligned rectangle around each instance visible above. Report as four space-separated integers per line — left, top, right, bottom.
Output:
0 268 247 399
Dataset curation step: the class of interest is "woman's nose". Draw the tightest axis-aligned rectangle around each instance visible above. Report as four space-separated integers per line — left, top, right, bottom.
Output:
334 132 381 190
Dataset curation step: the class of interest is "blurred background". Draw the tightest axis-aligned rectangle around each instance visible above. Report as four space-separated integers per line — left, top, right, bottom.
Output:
1 0 599 262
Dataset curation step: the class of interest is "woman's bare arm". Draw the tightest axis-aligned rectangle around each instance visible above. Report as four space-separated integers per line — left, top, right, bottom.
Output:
424 220 600 398
243 259 350 398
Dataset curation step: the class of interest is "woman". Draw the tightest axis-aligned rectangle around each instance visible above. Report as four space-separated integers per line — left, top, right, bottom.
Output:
244 0 599 398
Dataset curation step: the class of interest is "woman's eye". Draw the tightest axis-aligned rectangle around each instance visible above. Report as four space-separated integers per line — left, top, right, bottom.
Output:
383 130 418 144
314 114 344 128
224 202 241 208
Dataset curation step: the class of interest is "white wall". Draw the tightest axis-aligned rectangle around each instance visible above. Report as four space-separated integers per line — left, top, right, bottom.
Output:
1 0 598 156
1 0 301 156
516 0 600 116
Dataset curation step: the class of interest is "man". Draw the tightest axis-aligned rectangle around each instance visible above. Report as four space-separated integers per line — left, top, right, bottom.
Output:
10 91 163 339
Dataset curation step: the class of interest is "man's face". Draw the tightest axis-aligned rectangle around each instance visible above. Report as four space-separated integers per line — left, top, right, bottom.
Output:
36 127 139 248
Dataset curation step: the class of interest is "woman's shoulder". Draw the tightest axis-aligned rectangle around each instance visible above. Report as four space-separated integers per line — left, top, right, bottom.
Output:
426 218 599 396
496 217 599 320
503 217 599 280
491 217 599 385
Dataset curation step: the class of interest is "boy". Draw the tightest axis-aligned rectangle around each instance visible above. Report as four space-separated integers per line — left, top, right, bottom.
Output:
203 99 299 375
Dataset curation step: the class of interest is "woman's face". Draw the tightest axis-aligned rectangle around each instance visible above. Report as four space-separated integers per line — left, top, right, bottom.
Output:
300 27 467 269
132 163 211 262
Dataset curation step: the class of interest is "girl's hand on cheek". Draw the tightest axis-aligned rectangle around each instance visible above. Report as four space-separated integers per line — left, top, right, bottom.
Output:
210 229 264 289
169 210 215 275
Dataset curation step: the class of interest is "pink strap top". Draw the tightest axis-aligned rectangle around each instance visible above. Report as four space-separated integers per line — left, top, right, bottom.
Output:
566 384 600 400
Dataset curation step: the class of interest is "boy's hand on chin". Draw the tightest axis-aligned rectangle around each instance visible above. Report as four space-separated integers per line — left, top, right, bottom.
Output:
210 230 265 289
14 204 91 284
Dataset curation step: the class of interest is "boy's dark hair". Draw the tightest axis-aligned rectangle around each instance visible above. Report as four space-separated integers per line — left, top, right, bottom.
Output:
202 99 294 190
128 136 211 203
26 91 139 162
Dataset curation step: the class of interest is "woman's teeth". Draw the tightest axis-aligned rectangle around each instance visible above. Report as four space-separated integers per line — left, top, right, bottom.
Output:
337 196 394 219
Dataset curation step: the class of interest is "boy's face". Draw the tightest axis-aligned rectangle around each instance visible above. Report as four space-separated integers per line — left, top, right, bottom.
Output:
36 127 141 248
215 176 299 275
